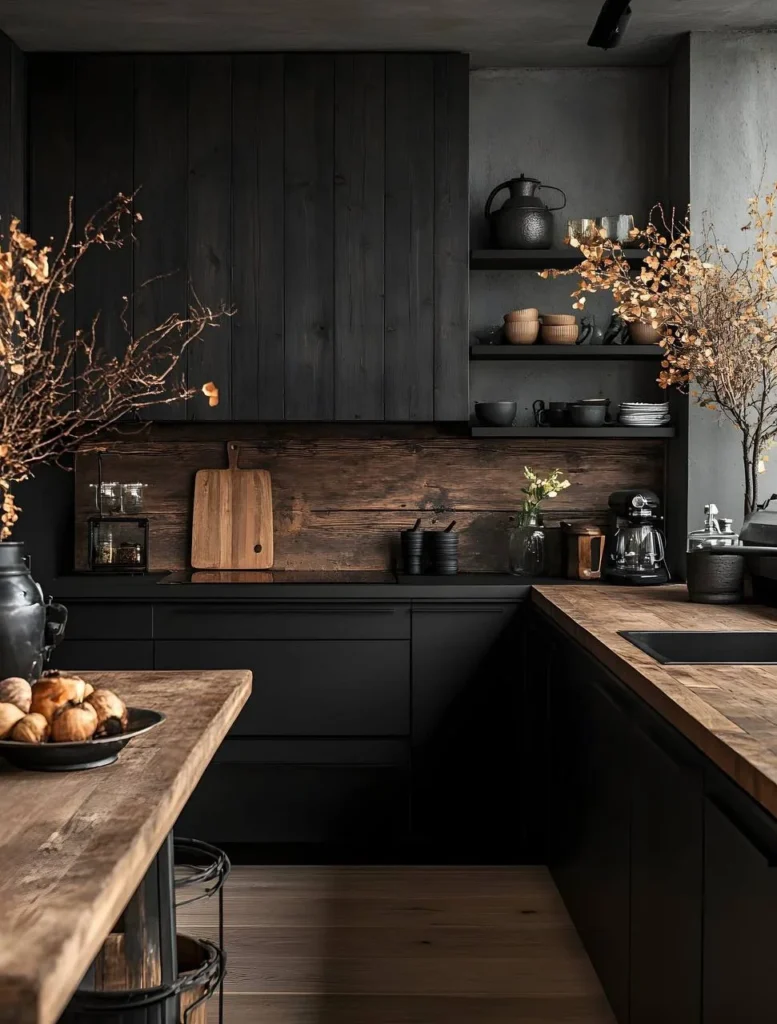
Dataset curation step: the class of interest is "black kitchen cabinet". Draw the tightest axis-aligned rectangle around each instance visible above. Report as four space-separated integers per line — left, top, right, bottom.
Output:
51 640 154 672
702 782 777 1024
547 633 631 1024
176 738 409 847
630 719 703 1024
28 52 469 423
411 603 522 855
154 639 410 737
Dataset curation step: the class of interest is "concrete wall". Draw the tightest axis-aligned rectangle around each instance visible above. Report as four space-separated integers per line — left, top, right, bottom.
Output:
469 67 670 427
686 32 777 531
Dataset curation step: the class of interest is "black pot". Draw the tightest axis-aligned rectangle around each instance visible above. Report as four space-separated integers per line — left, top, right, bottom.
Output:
0 542 67 681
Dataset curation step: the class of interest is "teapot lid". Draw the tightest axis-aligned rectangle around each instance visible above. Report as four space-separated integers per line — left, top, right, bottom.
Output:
515 173 540 184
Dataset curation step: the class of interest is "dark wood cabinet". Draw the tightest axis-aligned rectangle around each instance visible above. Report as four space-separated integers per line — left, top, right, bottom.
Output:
702 785 777 1024
28 52 469 423
154 639 410 737
630 720 703 1024
547 635 630 1024
51 640 154 671
176 738 409 846
411 603 522 855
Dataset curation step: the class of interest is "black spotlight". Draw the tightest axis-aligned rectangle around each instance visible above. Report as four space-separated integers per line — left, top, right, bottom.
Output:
588 0 632 49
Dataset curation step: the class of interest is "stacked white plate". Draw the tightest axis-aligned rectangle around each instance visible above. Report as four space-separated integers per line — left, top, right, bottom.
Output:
618 402 671 427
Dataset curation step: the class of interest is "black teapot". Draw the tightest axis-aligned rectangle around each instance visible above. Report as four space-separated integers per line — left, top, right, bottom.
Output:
485 174 566 250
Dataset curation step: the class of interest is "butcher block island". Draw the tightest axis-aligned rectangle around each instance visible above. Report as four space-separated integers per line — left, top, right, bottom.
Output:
0 669 251 1024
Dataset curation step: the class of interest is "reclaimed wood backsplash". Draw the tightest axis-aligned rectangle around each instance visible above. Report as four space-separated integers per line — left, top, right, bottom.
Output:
74 428 665 572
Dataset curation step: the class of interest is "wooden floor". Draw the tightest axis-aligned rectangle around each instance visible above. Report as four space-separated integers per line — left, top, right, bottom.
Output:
177 866 615 1024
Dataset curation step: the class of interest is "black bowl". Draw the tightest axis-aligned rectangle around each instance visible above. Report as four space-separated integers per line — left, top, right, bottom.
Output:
0 707 165 771
474 401 517 427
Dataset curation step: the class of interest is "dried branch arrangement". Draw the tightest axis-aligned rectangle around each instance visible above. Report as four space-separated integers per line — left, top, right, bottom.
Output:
0 193 227 537
542 188 777 516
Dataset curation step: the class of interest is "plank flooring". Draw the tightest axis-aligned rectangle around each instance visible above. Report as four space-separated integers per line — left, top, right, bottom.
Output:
177 865 615 1024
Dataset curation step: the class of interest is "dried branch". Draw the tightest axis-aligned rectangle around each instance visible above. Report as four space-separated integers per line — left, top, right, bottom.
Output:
0 194 229 537
541 190 777 516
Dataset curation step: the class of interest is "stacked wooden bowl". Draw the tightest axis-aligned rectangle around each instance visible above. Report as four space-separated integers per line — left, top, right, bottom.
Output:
503 308 539 345
540 314 578 345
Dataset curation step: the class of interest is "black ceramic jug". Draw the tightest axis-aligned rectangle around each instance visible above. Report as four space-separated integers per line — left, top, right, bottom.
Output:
485 174 567 250
0 542 67 681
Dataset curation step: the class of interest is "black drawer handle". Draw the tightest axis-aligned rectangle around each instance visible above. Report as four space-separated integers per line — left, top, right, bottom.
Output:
706 794 777 867
162 605 400 616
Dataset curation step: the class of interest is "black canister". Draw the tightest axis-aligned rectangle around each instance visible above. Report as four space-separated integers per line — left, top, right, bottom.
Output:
686 550 745 604
401 530 425 575
426 531 459 576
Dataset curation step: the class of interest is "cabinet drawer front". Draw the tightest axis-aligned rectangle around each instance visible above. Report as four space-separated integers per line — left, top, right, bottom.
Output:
154 603 410 640
52 640 154 672
176 760 409 844
64 602 153 640
154 640 410 736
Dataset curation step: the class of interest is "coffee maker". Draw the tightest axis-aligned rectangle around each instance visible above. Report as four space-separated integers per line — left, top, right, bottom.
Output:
605 489 670 585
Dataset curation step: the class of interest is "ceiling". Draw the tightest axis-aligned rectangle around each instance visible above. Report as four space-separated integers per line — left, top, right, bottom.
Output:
0 0 775 66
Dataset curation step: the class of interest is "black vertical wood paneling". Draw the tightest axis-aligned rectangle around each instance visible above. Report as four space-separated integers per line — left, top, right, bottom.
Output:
28 55 75 401
232 54 285 420
384 55 435 422
433 53 469 422
0 31 26 233
284 55 335 421
334 55 385 421
187 55 232 420
133 56 188 421
74 55 134 371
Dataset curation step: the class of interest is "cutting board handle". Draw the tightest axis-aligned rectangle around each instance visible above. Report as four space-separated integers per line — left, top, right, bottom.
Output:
227 442 240 470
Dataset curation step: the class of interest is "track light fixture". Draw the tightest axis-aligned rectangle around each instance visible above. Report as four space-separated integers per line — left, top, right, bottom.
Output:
587 0 633 49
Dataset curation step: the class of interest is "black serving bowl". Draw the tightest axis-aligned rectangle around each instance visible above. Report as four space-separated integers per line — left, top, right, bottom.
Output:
474 401 517 427
0 707 165 771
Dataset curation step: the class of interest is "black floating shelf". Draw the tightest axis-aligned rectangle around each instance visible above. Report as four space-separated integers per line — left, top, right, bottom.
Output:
471 426 675 439
470 344 663 360
470 248 646 270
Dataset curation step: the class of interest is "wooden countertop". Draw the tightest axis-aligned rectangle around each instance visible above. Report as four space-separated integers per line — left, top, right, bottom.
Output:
0 669 252 1024
532 585 777 818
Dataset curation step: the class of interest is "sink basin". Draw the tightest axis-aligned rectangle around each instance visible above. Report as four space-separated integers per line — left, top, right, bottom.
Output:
619 630 777 664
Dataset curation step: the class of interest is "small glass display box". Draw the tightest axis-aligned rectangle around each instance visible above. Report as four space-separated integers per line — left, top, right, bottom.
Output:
88 517 149 574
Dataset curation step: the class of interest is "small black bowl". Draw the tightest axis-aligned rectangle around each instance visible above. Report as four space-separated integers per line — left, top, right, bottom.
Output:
474 401 517 427
0 707 165 771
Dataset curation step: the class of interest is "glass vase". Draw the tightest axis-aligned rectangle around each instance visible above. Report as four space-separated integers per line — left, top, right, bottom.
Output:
509 514 545 576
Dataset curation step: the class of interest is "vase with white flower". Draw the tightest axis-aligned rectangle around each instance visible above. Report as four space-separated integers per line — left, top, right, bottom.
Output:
509 467 571 576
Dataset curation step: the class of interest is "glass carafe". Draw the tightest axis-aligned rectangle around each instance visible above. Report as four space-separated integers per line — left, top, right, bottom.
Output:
509 514 545 576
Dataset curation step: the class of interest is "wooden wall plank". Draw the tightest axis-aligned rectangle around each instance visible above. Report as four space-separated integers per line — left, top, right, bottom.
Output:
74 434 665 572
284 55 335 421
232 54 285 420
28 55 75 401
74 55 134 373
187 55 233 420
134 55 188 421
334 54 385 421
385 55 435 421
434 54 470 422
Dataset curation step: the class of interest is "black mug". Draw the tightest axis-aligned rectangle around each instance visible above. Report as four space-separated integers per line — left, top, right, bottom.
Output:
533 400 567 427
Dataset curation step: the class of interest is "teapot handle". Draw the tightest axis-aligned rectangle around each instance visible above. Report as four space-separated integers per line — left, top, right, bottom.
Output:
540 185 567 212
484 181 512 220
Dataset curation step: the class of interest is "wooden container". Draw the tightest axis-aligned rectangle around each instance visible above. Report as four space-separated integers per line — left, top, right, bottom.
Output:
629 322 662 345
541 324 579 344
504 320 539 345
504 307 538 322
561 522 604 580
541 313 577 326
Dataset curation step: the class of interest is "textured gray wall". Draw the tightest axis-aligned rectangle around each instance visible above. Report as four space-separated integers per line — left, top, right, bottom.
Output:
469 67 669 424
687 32 777 531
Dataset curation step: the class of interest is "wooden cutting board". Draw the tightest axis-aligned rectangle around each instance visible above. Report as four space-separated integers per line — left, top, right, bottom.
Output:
191 443 273 569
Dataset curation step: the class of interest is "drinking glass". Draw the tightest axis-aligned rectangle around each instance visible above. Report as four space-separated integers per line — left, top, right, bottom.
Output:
616 214 636 244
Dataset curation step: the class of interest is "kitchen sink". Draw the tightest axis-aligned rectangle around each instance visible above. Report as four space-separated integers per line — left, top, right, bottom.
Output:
619 630 777 664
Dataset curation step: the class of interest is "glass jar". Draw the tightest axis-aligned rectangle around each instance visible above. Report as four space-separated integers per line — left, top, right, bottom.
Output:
121 482 147 514
509 514 545 576
90 481 123 515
